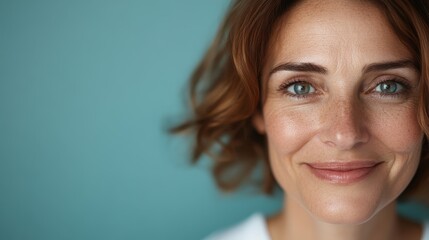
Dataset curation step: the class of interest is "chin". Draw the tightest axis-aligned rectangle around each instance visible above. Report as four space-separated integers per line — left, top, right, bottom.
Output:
307 195 389 225
313 207 379 225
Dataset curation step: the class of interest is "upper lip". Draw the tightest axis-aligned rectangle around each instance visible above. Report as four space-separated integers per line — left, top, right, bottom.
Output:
305 161 381 171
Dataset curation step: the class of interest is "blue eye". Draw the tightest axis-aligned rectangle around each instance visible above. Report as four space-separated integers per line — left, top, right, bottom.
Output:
374 80 404 94
286 82 315 95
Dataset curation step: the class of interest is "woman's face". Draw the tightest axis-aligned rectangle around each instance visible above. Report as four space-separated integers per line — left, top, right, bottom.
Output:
254 0 424 224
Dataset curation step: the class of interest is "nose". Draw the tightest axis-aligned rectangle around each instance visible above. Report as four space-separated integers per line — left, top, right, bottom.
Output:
318 98 370 150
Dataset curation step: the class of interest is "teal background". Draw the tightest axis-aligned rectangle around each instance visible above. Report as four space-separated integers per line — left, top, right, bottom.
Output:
0 1 281 240
0 1 427 240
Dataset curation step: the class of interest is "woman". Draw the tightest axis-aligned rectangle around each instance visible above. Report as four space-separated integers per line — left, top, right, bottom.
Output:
173 0 429 239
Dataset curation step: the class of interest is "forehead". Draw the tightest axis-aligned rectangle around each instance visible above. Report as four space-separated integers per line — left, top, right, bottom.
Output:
264 0 413 73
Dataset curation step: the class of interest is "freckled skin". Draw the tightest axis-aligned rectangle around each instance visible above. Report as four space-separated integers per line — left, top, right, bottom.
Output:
253 0 424 239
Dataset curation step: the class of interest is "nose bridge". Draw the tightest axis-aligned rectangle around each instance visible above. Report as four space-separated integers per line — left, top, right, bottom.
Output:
334 97 357 128
319 95 369 149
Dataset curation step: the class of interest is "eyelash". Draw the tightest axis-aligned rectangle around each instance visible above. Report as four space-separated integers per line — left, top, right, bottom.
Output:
370 78 411 98
277 79 318 99
277 78 412 99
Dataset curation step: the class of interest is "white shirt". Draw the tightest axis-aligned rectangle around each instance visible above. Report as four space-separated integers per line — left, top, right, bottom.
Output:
204 213 429 240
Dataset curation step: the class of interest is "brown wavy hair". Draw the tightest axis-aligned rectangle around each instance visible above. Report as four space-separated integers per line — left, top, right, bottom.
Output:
172 0 429 200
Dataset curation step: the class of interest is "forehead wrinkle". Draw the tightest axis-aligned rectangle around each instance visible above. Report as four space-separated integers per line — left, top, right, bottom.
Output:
263 0 414 86
326 33 359 79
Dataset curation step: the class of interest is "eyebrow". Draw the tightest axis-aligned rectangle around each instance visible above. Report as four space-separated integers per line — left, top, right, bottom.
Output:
268 59 417 77
362 59 417 73
269 62 328 76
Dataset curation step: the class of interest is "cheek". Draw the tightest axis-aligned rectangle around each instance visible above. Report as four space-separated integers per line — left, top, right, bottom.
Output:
369 105 423 195
369 104 423 154
262 104 321 190
263 105 318 156
344 102 423 203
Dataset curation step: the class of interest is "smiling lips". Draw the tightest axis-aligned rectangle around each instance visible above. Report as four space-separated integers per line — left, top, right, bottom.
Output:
305 161 382 184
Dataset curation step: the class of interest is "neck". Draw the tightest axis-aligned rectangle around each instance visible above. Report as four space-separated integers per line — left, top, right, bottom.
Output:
268 197 404 240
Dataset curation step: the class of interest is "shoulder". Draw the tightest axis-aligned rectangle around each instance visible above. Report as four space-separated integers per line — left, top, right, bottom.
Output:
203 213 271 240
422 221 429 240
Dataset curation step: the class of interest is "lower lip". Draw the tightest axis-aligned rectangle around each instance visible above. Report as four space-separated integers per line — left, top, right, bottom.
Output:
305 164 380 184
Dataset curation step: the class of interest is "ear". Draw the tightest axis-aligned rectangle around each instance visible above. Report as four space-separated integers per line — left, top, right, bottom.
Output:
252 112 266 134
